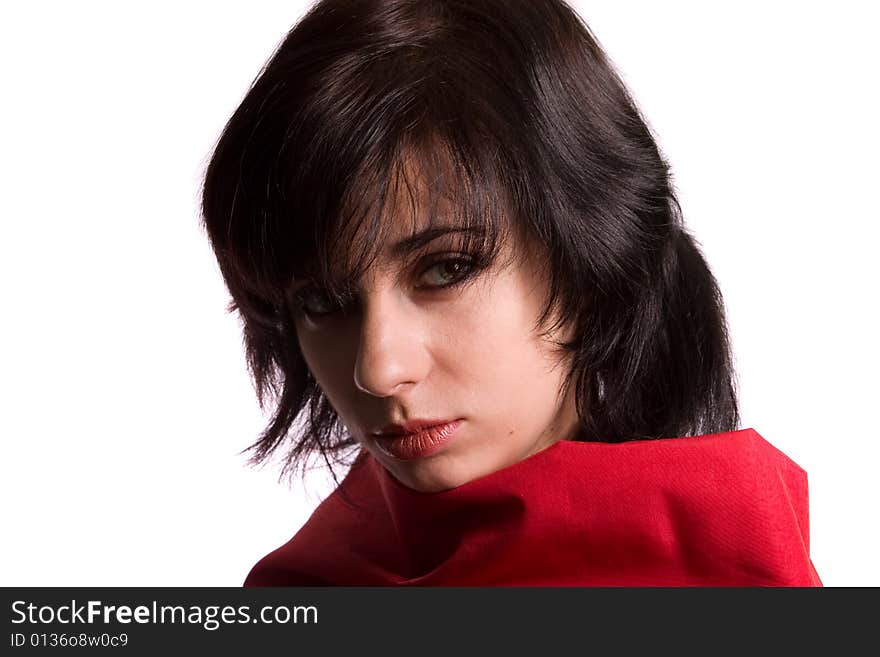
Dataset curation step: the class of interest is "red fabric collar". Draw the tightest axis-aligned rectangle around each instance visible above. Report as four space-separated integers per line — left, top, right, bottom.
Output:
244 428 822 586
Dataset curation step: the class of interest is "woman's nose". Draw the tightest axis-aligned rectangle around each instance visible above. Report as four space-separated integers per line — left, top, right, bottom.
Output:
352 289 429 398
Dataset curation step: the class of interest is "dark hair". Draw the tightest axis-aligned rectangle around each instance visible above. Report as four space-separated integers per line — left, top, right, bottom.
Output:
200 0 740 486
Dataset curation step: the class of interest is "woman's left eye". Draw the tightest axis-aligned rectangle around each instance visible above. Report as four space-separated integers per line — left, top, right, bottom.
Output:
418 257 474 288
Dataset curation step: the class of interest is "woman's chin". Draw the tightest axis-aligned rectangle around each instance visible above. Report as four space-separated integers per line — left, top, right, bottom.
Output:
379 454 474 493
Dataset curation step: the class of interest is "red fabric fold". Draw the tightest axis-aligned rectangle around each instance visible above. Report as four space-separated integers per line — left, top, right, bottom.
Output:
244 427 822 586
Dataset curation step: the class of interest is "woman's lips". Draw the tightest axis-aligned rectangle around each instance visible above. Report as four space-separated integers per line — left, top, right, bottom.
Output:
373 420 463 460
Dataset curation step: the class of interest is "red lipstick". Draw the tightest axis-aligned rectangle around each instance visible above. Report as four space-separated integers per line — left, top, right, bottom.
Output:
372 419 463 460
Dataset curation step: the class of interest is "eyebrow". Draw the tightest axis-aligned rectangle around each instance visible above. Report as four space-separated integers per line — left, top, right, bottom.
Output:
389 225 483 258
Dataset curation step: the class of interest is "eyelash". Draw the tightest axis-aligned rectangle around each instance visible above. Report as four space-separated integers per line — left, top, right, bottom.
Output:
292 254 478 319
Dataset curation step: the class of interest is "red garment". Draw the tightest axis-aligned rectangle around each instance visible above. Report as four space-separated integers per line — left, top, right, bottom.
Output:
244 427 822 586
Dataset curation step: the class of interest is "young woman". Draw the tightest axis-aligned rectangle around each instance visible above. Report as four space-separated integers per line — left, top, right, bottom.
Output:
201 0 822 586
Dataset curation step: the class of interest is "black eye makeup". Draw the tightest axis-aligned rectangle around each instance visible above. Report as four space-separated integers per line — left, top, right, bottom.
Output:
290 251 483 320
415 252 477 289
292 286 344 318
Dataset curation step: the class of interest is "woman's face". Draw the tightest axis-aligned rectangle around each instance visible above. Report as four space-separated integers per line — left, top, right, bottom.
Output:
292 202 580 493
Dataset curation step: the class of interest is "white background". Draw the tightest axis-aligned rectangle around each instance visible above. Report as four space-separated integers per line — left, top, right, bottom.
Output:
1 1 877 586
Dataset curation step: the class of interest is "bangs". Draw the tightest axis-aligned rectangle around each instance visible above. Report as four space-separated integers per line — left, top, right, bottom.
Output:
294 130 517 305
